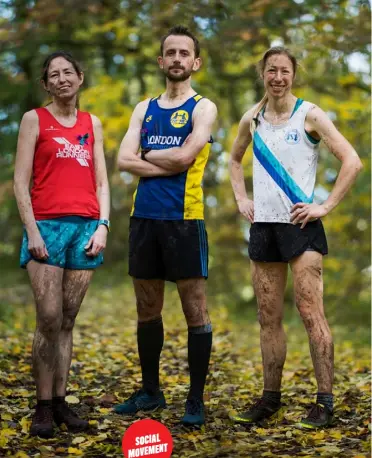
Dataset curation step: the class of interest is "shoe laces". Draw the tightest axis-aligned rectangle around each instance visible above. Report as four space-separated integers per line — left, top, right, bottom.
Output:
186 398 203 415
307 403 325 420
35 404 53 423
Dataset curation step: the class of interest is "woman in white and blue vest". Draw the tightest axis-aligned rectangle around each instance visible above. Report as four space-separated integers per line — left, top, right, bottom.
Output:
228 47 363 429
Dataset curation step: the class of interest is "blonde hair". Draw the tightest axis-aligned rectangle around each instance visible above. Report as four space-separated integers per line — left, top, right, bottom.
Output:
250 47 298 137
250 93 268 137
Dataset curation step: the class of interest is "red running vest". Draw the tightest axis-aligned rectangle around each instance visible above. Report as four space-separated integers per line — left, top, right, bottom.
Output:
31 107 100 220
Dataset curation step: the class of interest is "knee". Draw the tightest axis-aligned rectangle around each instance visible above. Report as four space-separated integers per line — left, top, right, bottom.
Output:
297 304 331 340
257 305 282 329
136 299 163 322
183 304 209 327
38 310 62 337
61 312 78 332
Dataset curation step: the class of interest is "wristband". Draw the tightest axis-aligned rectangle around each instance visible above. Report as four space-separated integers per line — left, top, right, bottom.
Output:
98 219 110 232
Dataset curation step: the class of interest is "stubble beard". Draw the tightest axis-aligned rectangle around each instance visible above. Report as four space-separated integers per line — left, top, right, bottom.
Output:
164 67 192 82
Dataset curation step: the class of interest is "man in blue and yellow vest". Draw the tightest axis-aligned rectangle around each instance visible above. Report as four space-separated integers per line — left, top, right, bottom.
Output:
116 25 217 426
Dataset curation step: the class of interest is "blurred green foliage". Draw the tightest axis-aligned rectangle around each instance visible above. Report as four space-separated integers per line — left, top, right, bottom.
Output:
0 0 370 327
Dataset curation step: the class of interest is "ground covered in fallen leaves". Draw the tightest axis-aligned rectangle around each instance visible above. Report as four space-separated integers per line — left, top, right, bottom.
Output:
0 281 370 458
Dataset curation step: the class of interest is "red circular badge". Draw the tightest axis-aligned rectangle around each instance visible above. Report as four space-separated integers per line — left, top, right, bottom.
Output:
122 419 173 458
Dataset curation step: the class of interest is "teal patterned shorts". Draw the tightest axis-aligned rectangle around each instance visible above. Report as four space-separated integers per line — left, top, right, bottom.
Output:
20 216 104 270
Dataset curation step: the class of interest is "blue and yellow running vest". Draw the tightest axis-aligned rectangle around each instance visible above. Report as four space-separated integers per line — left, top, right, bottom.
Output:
131 94 212 220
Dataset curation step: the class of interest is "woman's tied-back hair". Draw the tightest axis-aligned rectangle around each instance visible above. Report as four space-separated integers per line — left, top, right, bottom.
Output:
250 47 298 137
41 51 83 107
160 25 200 58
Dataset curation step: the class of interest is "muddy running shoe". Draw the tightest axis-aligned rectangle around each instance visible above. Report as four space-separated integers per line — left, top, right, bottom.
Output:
297 403 334 429
30 404 54 438
232 398 282 424
53 401 89 432
114 389 166 415
181 398 205 426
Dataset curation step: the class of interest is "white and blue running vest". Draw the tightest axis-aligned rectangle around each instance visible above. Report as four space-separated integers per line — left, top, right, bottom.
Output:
252 99 320 223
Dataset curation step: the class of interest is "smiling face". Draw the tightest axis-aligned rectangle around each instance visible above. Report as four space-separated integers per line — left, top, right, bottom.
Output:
158 34 201 82
43 57 84 99
262 53 295 99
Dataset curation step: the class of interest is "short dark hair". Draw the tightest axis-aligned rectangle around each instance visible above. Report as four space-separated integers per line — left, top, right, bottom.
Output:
41 51 83 84
160 25 200 58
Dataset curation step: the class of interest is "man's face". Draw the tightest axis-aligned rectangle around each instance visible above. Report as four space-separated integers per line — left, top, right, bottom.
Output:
158 35 201 82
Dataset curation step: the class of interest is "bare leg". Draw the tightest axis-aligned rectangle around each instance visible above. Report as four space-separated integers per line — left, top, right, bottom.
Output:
290 251 334 393
252 261 288 391
177 278 210 328
133 278 164 322
27 261 64 400
54 269 93 397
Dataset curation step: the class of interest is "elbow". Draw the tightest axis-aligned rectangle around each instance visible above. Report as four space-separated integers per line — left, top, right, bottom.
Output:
356 157 363 174
117 157 130 172
176 152 195 168
13 178 24 197
228 156 241 169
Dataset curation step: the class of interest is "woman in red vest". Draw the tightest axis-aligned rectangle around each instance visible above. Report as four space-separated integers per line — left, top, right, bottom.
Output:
14 51 110 438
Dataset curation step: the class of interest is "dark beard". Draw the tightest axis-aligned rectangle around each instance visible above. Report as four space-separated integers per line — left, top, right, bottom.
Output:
164 67 192 82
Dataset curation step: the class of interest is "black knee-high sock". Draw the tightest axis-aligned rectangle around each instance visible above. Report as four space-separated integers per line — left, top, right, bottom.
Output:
137 317 164 395
187 324 212 401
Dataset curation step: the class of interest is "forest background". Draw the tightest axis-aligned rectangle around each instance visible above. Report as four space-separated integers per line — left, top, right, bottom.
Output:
0 0 370 336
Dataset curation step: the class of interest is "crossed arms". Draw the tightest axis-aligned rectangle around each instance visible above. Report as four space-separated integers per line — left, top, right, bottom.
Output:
117 98 217 177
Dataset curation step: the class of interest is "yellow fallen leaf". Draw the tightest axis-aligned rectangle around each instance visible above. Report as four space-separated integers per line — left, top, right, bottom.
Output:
255 428 268 435
330 430 343 440
98 408 111 414
1 413 12 421
17 389 32 398
316 445 341 454
39 446 54 454
65 395 80 404
19 416 31 434
0 436 9 448
0 428 17 437
72 437 86 445
67 447 83 455
313 431 325 440
14 452 30 458
12 345 21 354
96 433 108 441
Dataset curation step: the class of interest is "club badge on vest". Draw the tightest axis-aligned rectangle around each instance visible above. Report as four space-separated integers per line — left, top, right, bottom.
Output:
170 110 189 128
53 137 91 167
285 129 301 145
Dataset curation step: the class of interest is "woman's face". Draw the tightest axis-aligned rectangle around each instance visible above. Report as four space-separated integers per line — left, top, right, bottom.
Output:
262 54 295 99
44 57 84 100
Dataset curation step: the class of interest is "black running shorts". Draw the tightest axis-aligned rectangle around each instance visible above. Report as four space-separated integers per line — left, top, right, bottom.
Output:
128 217 208 281
248 220 328 263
